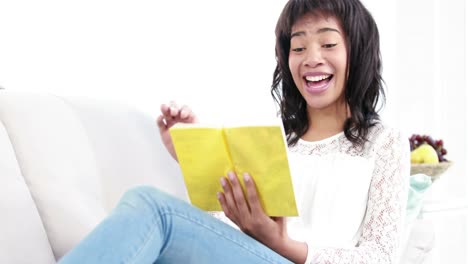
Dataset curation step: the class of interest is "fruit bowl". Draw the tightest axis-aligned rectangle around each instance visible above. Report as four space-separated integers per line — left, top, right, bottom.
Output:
410 161 453 181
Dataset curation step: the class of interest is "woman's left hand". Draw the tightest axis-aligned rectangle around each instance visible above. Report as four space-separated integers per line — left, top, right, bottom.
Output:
217 171 288 251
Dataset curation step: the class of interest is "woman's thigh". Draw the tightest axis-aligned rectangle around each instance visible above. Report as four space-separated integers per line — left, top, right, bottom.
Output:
59 186 293 264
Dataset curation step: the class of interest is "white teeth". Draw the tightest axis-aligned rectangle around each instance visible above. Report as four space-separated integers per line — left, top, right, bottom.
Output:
305 75 331 82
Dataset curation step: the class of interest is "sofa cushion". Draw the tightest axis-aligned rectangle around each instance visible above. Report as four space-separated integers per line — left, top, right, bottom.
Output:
0 92 107 260
0 118 56 263
61 96 187 211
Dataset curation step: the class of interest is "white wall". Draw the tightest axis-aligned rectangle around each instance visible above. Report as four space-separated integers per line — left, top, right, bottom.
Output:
0 0 406 126
0 0 287 123
464 1 468 256
394 0 467 263
0 0 402 125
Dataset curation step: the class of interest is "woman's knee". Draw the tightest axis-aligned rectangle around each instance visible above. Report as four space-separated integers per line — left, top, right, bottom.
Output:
125 185 163 199
117 185 188 218
119 185 167 212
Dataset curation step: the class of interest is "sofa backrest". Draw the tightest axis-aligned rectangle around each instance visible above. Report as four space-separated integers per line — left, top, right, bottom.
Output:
0 92 187 262
0 117 56 264
62 96 187 210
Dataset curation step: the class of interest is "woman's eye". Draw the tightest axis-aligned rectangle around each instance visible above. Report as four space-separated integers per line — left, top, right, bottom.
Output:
322 43 337 49
291 47 305 52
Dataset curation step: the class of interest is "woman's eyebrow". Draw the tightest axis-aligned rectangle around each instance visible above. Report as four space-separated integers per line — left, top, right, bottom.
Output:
291 31 306 38
316 27 341 34
291 27 341 38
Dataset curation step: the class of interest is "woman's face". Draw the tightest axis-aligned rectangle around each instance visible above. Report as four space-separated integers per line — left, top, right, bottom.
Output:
288 13 347 112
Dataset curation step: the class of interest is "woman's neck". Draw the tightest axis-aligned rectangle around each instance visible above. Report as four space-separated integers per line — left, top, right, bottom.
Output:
301 102 348 142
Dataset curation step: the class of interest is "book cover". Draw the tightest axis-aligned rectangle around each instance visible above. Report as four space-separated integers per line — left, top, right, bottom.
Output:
169 123 298 216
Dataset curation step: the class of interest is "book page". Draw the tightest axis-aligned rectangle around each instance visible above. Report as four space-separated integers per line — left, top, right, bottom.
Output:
224 126 298 216
170 126 232 211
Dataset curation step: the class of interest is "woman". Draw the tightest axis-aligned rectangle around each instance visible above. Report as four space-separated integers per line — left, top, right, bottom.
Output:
59 0 409 263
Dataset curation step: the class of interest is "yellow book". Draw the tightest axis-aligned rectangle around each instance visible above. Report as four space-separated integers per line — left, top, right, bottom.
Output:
169 123 298 216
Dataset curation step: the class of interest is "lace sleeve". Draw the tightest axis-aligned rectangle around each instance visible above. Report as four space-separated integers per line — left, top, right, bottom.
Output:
308 128 410 264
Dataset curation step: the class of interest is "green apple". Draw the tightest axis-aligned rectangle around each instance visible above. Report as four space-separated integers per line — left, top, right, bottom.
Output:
411 144 439 164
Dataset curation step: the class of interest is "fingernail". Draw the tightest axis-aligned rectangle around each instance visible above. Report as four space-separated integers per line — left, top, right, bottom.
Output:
217 192 222 199
220 177 226 187
243 173 250 182
228 172 236 181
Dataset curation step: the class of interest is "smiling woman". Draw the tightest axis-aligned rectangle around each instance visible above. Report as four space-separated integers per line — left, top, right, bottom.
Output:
288 14 348 111
272 1 384 146
57 0 411 264
0 0 465 263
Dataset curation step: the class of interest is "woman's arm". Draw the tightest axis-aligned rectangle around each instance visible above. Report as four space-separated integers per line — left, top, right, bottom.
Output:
306 128 410 264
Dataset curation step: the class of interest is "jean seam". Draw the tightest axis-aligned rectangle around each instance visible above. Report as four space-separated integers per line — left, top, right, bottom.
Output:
125 211 161 264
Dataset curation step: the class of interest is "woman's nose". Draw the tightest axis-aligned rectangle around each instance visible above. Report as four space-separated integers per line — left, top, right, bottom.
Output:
303 48 324 68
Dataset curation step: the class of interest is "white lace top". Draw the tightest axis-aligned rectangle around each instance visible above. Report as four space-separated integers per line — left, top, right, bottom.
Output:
211 123 410 264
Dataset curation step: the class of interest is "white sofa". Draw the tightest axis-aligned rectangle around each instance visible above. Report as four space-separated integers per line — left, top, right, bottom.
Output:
0 91 188 263
0 91 433 263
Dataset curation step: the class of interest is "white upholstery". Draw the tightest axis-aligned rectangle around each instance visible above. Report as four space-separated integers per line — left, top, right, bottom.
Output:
0 91 429 263
0 91 187 263
0 122 55 263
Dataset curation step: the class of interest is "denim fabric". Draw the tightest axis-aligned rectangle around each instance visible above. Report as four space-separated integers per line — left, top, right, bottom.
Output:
59 186 293 264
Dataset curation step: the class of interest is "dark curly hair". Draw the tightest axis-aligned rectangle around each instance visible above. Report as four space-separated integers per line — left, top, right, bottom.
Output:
271 0 385 146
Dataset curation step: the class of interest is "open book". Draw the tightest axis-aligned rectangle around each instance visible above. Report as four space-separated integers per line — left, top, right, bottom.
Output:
169 123 298 216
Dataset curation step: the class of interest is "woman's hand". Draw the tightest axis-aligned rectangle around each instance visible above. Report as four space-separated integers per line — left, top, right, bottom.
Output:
157 102 198 161
217 171 288 251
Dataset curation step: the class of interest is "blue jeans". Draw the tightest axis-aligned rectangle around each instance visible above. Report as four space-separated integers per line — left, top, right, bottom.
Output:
59 186 293 264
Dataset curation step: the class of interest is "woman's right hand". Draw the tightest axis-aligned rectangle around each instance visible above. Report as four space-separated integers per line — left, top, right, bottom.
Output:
157 102 198 161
